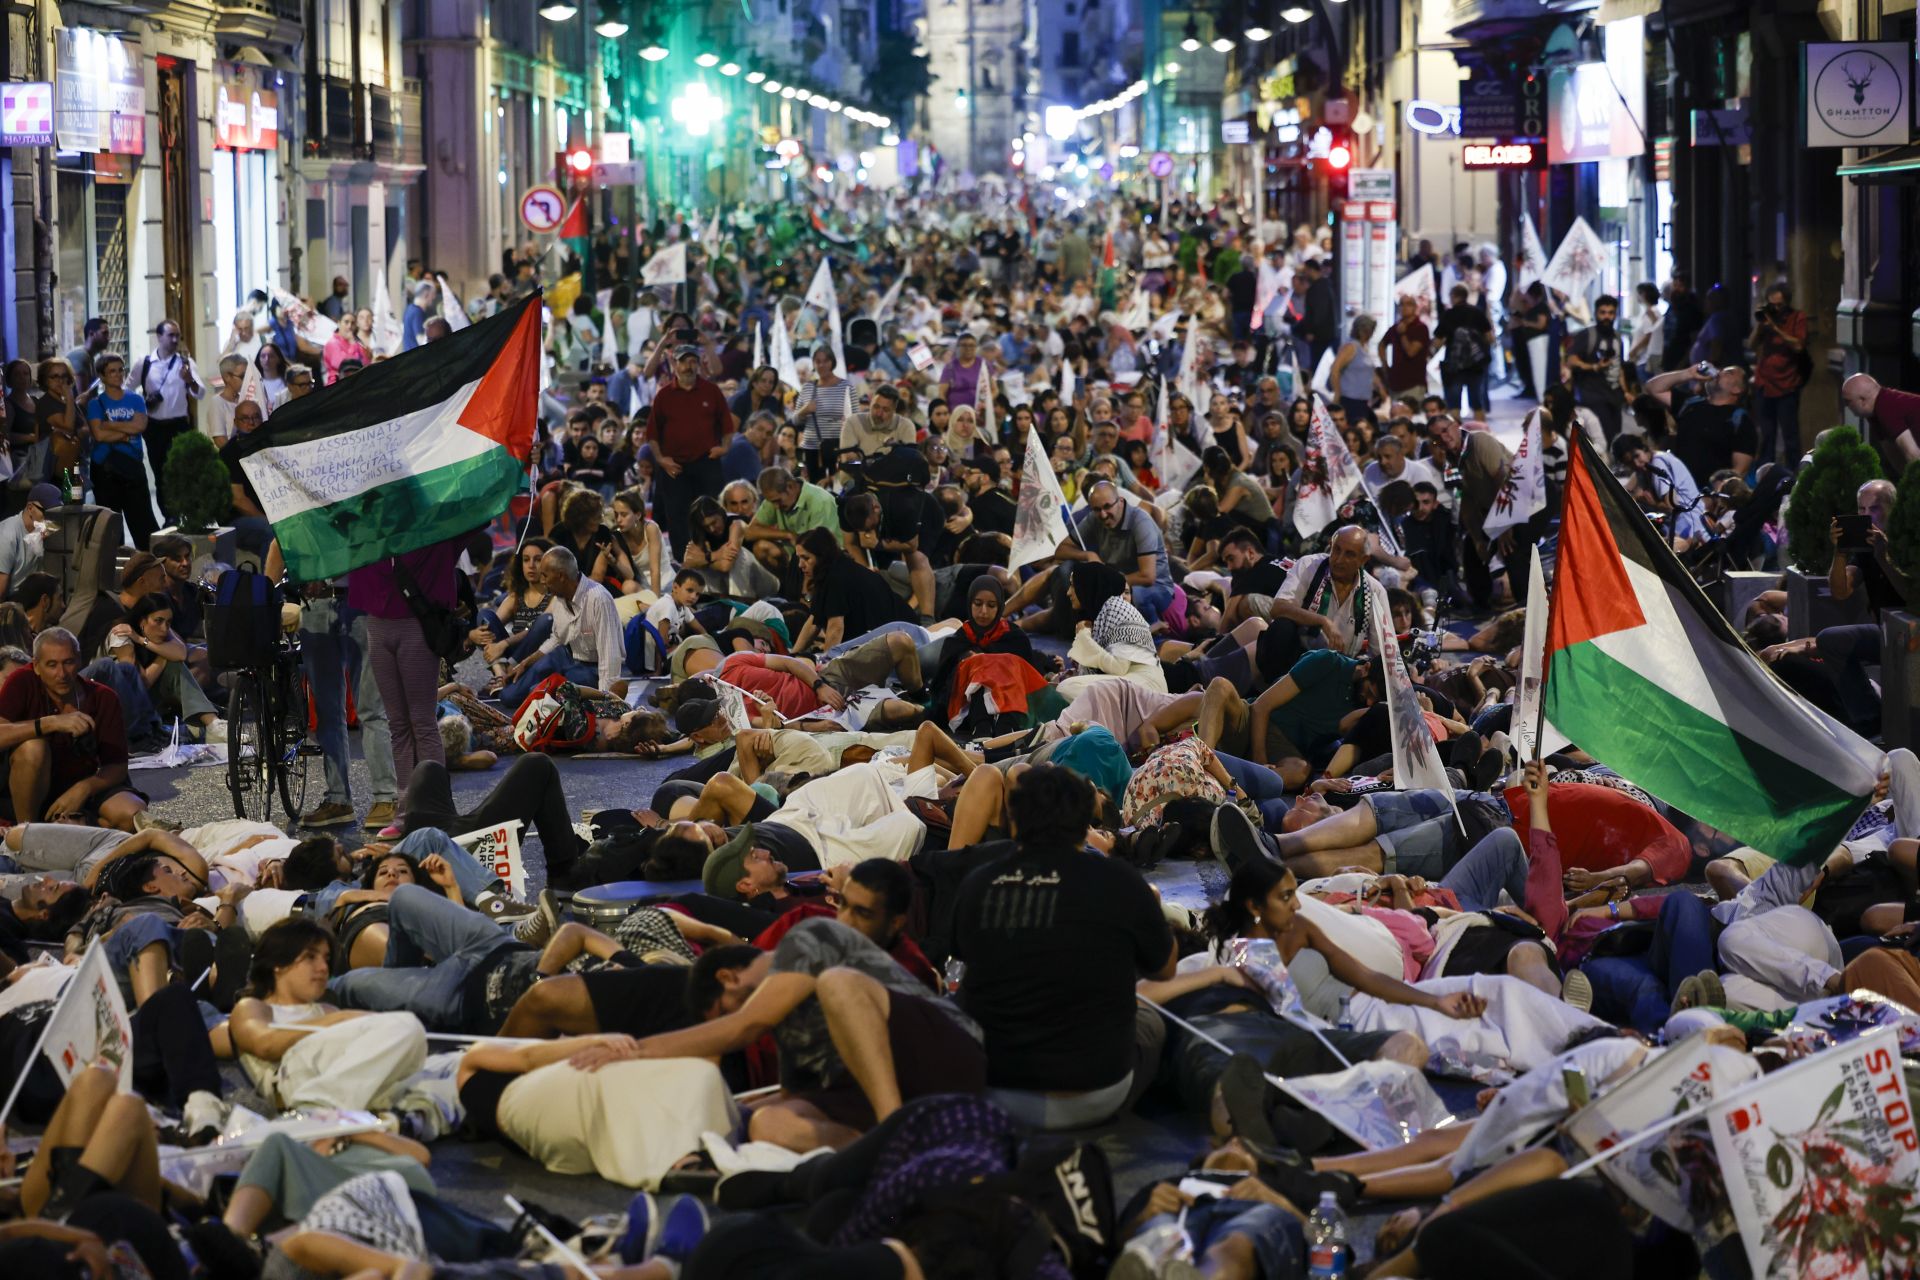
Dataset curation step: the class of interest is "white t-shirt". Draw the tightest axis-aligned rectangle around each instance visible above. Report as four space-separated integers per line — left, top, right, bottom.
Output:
644 596 696 646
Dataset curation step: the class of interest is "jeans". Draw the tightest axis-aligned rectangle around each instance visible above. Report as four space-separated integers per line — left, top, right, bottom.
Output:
502 613 553 665
1131 580 1176 627
326 883 515 1030
1438 827 1529 913
1138 1201 1305 1278
402 754 583 883
1754 388 1801 469
498 647 597 707
365 614 445 795
1815 623 1882 730
1580 891 1718 1033
1441 369 1491 415
301 600 397 808
392 826 502 905
1216 752 1292 826
653 456 720 559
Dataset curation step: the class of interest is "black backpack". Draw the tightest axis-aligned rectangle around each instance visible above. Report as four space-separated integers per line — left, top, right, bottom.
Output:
205 568 283 671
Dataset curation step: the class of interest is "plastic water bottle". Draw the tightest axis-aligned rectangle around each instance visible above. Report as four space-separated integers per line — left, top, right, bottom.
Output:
1306 1191 1352 1278
1336 994 1354 1032
943 957 966 997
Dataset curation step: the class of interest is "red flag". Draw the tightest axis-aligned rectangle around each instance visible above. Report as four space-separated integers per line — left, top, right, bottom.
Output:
1102 232 1115 269
558 198 587 239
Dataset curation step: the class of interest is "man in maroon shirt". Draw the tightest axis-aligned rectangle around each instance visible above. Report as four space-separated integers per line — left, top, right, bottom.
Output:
649 345 733 553
0 628 144 828
1843 373 1920 465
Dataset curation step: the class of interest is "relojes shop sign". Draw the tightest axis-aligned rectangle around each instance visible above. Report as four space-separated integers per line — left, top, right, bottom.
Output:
1804 42 1911 148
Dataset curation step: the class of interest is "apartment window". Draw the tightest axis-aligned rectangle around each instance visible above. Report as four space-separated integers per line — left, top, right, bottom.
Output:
1060 33 1079 66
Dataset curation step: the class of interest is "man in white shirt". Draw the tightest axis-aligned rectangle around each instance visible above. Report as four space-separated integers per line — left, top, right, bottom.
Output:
498 546 625 704
129 319 204 511
1364 434 1452 510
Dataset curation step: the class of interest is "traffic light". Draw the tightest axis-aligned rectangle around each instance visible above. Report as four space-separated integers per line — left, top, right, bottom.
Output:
1323 127 1352 199
566 147 594 176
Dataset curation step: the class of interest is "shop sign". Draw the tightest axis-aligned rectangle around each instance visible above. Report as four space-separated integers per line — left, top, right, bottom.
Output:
1462 142 1543 169
214 62 280 151
1548 62 1642 163
1689 106 1752 147
1456 74 1547 140
1350 167 1394 200
1405 100 1460 137
1804 42 1910 148
1221 119 1250 144
2 83 54 146
55 28 145 156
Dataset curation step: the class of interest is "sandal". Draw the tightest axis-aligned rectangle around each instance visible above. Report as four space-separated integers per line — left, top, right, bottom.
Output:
1375 1205 1432 1257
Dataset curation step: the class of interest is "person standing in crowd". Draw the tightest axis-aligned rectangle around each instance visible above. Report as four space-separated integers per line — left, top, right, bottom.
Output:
346 533 468 827
1297 258 1338 370
649 345 732 554
1378 294 1431 404
128 320 204 515
317 276 351 322
66 317 109 393
1627 281 1665 385
402 279 437 352
1748 283 1808 469
1660 269 1704 371
1330 316 1386 426
296 563 399 833
84 353 163 546
1564 294 1627 442
794 345 856 477
1435 283 1496 417
1842 373 1920 462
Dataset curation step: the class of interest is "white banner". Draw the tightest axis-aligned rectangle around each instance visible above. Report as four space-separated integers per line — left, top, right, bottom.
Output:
804 259 846 372
1371 603 1461 822
771 310 802 392
641 241 688 288
369 271 403 358
1513 544 1571 762
1709 1027 1920 1280
435 274 471 332
1516 211 1547 294
1010 426 1072 571
1563 1034 1733 1231
1392 263 1437 333
1292 396 1364 537
1541 216 1607 302
1483 409 1547 540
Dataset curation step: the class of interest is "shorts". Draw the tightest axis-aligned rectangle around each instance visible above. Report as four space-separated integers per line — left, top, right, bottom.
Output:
819 635 899 695
800 991 988 1130
1214 690 1253 760
332 903 389 975
103 911 183 979
1718 847 1777 882
1242 594 1276 619
1365 789 1462 878
0 778 145 825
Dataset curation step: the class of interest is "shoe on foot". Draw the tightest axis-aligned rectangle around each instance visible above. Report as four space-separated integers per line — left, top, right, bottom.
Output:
1210 803 1272 875
478 892 538 920
656 1196 710 1262
362 801 397 831
1561 968 1594 1013
300 802 355 828
615 1191 661 1265
377 823 405 839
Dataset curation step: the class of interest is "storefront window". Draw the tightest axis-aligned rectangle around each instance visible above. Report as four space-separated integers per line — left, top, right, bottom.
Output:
213 149 279 323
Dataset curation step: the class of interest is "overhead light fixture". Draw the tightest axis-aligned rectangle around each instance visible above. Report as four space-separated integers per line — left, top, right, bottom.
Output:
746 70 766 83
883 132 900 145
1211 35 1235 52
1180 16 1201 52
594 18 629 36
1281 5 1310 21
781 86 797 98
1246 23 1271 40
721 62 740 76
538 3 577 19
695 52 719 66
1164 60 1181 75
828 100 843 112
639 39 668 60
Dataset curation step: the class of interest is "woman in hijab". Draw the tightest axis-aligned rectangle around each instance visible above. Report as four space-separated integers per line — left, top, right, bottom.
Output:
924 575 1038 722
944 403 983 462
1060 561 1166 699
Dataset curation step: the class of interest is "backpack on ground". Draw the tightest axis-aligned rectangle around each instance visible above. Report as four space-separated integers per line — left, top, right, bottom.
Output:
510 674 598 752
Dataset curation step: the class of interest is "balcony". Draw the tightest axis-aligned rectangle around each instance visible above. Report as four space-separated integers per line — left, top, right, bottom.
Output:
214 0 304 42
369 80 424 169
305 73 424 171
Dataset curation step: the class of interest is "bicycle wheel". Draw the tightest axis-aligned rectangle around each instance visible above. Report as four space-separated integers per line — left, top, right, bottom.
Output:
276 660 314 821
226 673 274 823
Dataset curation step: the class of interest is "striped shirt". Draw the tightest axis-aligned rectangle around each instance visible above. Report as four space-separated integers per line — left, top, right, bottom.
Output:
796 379 857 452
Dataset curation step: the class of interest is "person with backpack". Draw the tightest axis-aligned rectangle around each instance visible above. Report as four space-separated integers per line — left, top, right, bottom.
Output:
1434 284 1495 417
127 319 205 516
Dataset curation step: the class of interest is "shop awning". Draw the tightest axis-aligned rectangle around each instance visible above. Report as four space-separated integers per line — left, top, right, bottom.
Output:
1597 0 1660 19
1837 146 1920 184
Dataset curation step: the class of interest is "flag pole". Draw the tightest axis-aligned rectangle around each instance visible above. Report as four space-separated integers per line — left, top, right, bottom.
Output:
0 942 99 1131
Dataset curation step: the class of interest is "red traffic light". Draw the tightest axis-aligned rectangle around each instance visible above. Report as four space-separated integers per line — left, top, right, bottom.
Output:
1327 143 1352 169
566 148 594 174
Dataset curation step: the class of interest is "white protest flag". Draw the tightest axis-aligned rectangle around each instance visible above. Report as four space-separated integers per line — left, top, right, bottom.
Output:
1393 263 1438 332
751 318 765 375
641 241 688 288
770 310 803 392
1562 1034 1743 1233
1120 287 1152 332
1483 409 1547 540
599 302 619 371
1516 210 1548 293
1371 602 1461 821
1362 477 1402 557
238 358 273 419
1541 216 1608 301
626 305 654 362
804 258 847 372
873 273 906 322
702 209 722 251
1708 1027 1920 1280
0 943 133 1128
1251 242 1278 333
1154 380 1203 494
1010 425 1073 571
1513 544 1571 763
1292 396 1363 537
272 286 336 348
1058 355 1075 408
977 362 997 442
434 274 471 332
369 270 403 357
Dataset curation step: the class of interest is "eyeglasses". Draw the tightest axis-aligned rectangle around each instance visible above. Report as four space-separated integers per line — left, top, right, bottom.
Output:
289 377 314 387
1090 501 1120 514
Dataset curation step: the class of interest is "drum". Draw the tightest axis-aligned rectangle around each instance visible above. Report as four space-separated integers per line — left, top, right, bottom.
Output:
565 878 705 927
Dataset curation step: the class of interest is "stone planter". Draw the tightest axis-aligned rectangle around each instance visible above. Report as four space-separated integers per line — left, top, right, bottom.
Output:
156 524 238 579
1785 566 1866 640
1882 609 1920 749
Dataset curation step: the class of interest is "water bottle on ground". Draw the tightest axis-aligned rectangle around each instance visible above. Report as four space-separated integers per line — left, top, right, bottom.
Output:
1336 994 1354 1032
1306 1190 1351 1278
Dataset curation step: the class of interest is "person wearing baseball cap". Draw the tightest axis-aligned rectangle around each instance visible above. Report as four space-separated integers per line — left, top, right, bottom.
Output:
649 336 732 556
0 483 66 599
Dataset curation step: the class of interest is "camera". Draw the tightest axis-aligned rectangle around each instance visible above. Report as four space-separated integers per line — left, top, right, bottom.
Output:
1440 464 1462 488
1403 630 1442 668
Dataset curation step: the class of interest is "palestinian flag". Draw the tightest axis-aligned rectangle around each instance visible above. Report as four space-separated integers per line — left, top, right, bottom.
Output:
1544 433 1883 865
227 293 541 582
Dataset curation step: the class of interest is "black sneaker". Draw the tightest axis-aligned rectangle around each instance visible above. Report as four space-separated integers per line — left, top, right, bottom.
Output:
1209 803 1273 875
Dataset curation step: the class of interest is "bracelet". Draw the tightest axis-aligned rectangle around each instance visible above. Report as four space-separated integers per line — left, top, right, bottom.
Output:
1608 900 1620 920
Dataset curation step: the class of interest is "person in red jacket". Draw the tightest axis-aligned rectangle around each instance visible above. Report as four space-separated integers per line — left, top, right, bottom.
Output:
649 346 732 556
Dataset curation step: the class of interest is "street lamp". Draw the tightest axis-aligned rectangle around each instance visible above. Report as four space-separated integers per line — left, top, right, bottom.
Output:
1180 16 1201 52
695 52 719 66
763 78 782 92
746 70 765 83
1246 22 1271 40
538 2 577 19
639 40 668 60
1281 6 1310 21
1211 35 1235 52
594 17 629 36
670 80 727 136
721 62 740 76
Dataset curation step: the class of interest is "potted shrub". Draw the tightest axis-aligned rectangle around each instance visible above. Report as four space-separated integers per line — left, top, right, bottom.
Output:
157 431 236 562
1784 426 1881 638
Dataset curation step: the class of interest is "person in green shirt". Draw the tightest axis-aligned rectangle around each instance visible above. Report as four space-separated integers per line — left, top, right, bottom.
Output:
744 466 843 544
1249 649 1380 786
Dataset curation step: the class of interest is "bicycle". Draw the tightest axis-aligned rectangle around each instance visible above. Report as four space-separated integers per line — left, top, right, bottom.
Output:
205 576 316 824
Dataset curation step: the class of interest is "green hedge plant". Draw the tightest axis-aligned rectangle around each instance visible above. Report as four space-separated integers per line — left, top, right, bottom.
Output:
162 431 234 532
1785 427 1880 573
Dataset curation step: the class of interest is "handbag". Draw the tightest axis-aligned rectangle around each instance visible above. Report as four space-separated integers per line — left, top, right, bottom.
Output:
389 556 469 661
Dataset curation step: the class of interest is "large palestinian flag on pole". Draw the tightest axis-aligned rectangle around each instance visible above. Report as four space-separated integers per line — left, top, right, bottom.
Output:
1544 432 1883 865
228 293 542 581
